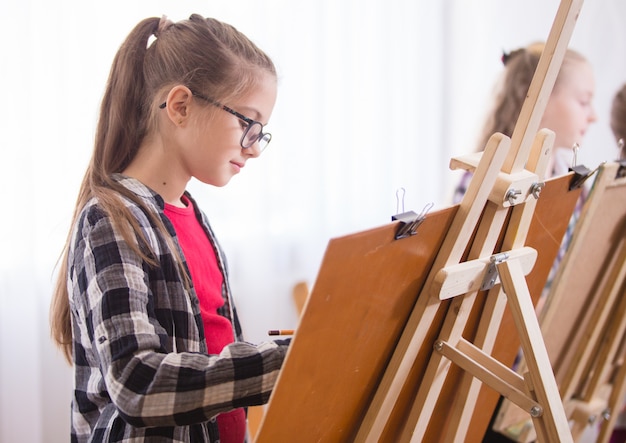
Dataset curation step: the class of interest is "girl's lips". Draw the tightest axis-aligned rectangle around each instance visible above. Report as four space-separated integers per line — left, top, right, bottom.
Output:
231 161 244 172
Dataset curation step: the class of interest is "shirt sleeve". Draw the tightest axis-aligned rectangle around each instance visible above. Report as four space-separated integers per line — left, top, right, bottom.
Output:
70 207 289 428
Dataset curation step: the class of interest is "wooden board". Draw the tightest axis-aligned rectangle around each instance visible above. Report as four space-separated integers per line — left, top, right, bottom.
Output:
255 206 457 442
542 163 626 382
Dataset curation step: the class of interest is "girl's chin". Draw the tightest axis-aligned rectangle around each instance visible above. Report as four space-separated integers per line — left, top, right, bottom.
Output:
197 176 232 188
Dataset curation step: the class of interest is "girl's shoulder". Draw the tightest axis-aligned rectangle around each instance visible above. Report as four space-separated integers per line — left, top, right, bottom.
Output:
74 176 168 248
81 175 162 221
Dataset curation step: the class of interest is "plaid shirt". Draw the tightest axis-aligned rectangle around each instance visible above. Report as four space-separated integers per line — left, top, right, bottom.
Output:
67 175 288 442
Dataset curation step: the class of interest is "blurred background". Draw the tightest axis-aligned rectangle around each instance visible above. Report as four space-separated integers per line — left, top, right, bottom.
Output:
1 1 625 441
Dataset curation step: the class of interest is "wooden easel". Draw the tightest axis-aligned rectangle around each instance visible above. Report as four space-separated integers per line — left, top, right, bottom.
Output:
354 1 582 441
254 1 584 441
492 161 626 442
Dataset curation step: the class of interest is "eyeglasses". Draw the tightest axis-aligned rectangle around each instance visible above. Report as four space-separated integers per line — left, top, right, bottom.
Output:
159 92 272 152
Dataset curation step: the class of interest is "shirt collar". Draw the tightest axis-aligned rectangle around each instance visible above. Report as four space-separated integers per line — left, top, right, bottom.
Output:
111 173 166 210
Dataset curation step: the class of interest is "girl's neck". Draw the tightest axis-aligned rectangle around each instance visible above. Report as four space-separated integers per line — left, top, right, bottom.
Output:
122 139 190 207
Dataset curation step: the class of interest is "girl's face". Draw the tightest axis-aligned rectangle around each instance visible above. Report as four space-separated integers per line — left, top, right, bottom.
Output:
180 72 277 187
541 60 597 152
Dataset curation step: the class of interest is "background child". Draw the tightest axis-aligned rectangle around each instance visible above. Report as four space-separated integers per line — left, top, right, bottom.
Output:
49 14 289 443
452 41 597 204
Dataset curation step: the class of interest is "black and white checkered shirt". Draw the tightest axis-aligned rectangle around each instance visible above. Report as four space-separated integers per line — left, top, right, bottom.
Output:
67 175 288 442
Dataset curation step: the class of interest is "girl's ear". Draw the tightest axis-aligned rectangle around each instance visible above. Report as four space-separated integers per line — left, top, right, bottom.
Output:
164 85 193 125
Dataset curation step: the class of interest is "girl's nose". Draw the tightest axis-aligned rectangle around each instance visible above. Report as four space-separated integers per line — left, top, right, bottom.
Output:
244 143 262 158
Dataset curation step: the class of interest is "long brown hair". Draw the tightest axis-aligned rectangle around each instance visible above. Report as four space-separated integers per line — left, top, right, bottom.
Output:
50 14 276 363
610 83 626 159
474 42 587 153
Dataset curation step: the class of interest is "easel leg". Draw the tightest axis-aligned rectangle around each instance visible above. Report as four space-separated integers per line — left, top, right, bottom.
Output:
353 133 511 443
498 259 573 443
399 293 478 442
400 202 510 442
598 360 626 443
441 127 556 442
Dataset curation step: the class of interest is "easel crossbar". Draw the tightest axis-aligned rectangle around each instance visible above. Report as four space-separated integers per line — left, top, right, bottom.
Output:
435 337 542 416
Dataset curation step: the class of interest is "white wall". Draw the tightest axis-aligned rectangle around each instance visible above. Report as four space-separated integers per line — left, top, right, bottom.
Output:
1 1 625 441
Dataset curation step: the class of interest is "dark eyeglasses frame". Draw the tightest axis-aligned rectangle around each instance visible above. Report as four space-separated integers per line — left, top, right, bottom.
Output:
158 92 272 151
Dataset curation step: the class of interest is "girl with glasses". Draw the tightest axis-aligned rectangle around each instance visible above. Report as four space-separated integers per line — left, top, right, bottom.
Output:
50 14 286 443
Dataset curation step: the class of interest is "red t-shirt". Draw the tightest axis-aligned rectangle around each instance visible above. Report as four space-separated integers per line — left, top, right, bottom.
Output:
164 196 246 443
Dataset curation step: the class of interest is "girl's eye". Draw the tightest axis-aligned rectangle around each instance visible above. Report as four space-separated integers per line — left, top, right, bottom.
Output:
239 120 249 130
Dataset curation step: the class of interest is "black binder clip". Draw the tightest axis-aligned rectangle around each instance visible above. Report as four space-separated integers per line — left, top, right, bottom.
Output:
568 164 592 190
617 159 626 179
568 143 602 190
617 139 626 178
392 203 433 240
569 162 604 190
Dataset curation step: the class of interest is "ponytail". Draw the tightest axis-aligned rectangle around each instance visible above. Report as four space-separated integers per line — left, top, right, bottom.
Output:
51 17 164 363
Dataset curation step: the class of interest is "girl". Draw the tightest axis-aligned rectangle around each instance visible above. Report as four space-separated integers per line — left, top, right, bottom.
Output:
50 14 289 442
452 42 597 203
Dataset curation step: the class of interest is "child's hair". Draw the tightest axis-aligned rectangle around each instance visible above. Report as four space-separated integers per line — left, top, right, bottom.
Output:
50 14 276 363
474 42 587 153
610 83 626 159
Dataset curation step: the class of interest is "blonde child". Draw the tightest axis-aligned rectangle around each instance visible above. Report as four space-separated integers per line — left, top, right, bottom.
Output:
453 42 597 203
